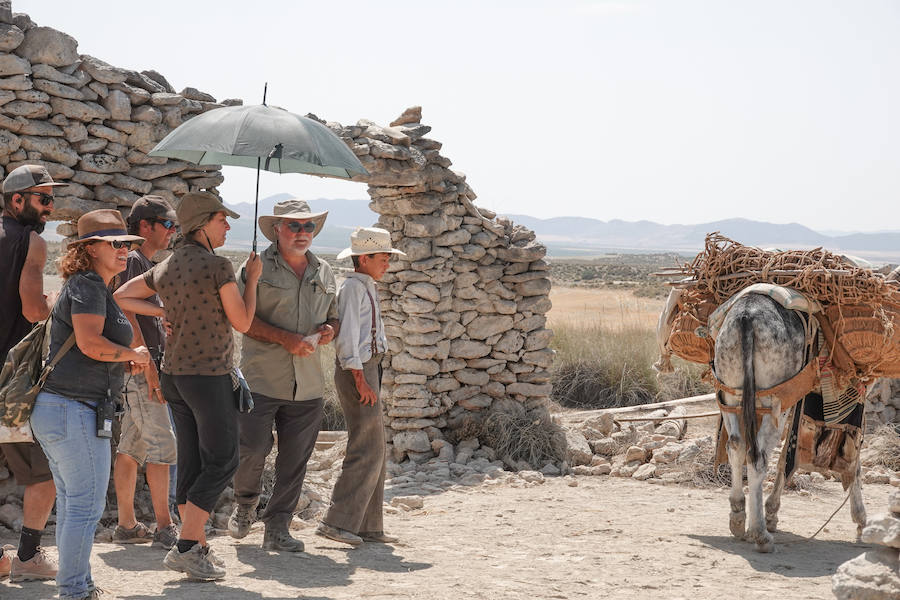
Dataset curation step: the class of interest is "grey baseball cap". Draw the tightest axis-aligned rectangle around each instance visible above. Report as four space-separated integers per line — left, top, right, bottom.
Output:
127 195 177 226
2 164 67 194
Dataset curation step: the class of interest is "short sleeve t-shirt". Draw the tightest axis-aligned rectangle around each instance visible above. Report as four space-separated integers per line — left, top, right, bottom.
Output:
144 242 236 376
119 249 165 363
43 271 134 403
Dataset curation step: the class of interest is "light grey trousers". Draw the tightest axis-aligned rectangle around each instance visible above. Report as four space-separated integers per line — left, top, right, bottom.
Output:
323 355 386 534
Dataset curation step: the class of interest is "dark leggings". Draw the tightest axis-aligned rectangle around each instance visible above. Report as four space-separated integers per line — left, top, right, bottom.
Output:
160 373 238 513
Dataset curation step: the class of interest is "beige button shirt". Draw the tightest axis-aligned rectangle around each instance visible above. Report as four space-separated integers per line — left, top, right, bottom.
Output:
238 244 338 401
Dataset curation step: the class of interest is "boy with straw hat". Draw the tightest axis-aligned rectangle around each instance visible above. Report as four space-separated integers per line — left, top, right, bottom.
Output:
316 227 405 546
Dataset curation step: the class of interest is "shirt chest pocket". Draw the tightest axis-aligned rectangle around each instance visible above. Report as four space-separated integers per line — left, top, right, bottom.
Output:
307 280 336 319
257 274 299 323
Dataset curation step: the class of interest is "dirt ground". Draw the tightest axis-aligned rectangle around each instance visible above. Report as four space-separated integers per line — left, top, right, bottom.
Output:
1 475 893 600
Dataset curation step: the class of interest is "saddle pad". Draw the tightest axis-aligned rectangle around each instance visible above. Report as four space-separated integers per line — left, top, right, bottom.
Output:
708 283 823 341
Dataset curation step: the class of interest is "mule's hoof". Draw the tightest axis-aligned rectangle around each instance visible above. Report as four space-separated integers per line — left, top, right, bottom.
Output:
765 516 778 533
755 540 775 553
729 513 746 539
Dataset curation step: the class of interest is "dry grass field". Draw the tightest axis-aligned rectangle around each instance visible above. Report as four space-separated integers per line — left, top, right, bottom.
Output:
547 285 665 330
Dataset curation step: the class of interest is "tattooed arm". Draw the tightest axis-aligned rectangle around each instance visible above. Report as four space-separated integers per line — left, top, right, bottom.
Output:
71 313 150 366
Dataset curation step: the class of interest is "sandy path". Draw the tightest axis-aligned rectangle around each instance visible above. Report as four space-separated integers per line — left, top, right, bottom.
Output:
2 476 892 600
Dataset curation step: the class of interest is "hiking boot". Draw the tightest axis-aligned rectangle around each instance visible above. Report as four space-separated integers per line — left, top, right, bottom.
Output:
202 545 225 568
10 546 58 582
113 522 153 544
262 522 305 552
152 523 179 550
163 543 225 581
315 523 362 547
0 544 14 579
228 501 257 539
359 531 399 544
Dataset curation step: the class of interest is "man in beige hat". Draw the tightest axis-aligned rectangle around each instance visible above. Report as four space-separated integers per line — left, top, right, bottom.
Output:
0 164 65 582
229 198 339 552
317 227 405 546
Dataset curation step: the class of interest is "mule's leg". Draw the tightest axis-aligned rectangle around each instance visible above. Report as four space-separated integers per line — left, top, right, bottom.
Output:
746 415 778 553
764 410 792 533
842 465 867 540
724 414 746 539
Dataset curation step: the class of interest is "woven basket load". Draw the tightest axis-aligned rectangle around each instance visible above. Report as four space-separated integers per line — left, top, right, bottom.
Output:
825 304 900 376
667 293 716 364
661 233 900 380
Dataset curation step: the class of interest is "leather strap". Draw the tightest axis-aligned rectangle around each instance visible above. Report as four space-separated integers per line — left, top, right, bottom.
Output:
364 288 378 356
713 358 819 414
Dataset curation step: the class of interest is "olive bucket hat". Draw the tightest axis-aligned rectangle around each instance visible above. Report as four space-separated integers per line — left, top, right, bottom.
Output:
176 191 239 234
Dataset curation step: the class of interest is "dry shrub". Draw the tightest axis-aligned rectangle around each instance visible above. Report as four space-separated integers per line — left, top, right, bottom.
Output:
687 438 731 488
449 408 566 467
862 424 900 470
551 321 709 410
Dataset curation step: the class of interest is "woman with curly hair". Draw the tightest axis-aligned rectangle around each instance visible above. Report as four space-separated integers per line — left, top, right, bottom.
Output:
31 209 150 600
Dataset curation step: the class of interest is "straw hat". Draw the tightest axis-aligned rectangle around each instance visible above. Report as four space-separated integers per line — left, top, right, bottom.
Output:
69 209 144 246
258 198 327 242
177 191 239 234
336 227 407 260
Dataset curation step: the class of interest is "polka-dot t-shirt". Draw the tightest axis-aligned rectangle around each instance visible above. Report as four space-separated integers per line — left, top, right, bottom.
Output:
144 243 236 376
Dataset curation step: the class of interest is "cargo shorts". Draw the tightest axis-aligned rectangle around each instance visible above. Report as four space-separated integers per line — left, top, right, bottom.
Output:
118 373 177 465
0 440 52 485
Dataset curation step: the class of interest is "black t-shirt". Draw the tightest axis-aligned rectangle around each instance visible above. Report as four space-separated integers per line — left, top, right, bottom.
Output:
0 216 34 359
118 249 165 364
43 271 133 403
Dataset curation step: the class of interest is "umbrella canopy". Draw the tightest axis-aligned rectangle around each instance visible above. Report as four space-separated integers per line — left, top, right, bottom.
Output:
149 104 367 179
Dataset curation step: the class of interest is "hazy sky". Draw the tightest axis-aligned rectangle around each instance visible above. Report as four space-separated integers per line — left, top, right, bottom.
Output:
18 1 900 232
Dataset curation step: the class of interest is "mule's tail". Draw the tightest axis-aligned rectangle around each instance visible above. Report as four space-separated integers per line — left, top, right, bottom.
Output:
740 313 759 464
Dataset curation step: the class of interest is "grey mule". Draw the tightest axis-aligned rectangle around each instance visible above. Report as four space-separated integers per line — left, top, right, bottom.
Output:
262 521 305 552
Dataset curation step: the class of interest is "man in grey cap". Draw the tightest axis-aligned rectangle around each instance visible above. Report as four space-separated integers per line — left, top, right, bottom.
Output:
111 196 180 549
229 198 339 552
0 164 61 582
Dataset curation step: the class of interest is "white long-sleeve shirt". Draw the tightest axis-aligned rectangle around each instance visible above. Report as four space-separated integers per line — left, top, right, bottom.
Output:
335 272 387 371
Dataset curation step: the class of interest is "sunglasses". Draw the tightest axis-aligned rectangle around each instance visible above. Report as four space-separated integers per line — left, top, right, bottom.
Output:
29 192 54 206
107 240 131 249
283 221 316 234
151 218 176 230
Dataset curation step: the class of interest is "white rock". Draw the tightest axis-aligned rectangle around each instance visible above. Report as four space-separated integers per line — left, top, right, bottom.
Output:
390 496 424 510
861 513 900 549
518 470 545 484
565 429 593 466
832 548 900 600
632 463 657 480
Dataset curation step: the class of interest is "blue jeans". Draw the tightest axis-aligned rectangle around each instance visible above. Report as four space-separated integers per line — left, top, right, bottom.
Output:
31 391 110 600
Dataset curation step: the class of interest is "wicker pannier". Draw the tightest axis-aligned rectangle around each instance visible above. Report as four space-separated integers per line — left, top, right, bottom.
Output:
824 304 900 376
667 299 716 365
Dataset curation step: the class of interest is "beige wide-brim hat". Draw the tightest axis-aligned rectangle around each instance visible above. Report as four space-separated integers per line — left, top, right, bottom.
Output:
68 209 144 246
336 227 407 260
258 198 327 242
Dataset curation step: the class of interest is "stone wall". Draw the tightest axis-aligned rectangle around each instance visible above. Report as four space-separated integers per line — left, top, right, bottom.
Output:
865 379 900 429
0 1 232 231
322 106 555 462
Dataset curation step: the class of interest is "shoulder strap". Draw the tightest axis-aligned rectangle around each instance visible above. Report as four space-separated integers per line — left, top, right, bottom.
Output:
37 326 76 386
364 288 378 356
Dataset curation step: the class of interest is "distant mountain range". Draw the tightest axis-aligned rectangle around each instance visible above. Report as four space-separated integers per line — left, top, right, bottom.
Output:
221 195 900 264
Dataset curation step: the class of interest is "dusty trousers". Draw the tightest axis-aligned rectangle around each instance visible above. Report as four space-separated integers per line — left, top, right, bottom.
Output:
323 355 385 534
232 393 324 526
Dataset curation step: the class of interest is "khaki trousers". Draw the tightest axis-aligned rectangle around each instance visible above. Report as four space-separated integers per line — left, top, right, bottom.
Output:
324 355 385 534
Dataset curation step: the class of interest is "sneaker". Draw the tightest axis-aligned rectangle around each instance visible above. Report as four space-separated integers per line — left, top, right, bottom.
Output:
202 545 225 568
80 588 115 600
152 523 179 550
262 522 305 552
0 544 14 579
113 522 153 544
359 531 399 544
315 523 362 547
228 502 256 539
10 546 58 582
163 544 225 581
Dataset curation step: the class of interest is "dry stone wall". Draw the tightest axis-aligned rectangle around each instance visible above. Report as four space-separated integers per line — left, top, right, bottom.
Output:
0 1 233 233
321 106 555 463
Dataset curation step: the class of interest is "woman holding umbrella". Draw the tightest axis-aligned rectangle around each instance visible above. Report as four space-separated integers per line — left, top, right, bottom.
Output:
115 191 261 580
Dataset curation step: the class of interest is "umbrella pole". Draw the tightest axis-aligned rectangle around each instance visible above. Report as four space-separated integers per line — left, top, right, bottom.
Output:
253 156 261 253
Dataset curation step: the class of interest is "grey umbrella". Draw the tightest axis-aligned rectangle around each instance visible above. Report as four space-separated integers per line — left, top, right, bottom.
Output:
150 97 367 250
